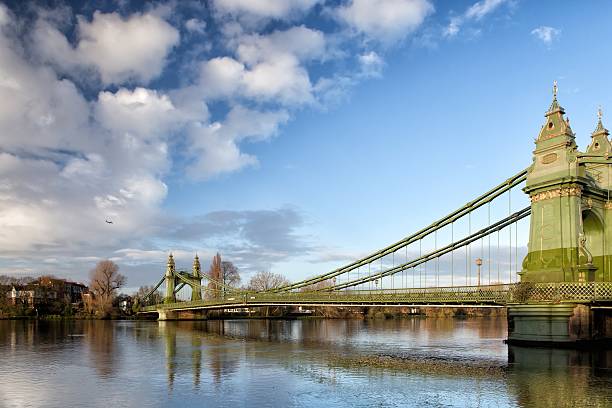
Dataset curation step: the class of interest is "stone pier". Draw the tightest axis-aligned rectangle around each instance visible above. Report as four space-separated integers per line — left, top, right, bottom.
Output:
157 309 178 321
507 304 612 345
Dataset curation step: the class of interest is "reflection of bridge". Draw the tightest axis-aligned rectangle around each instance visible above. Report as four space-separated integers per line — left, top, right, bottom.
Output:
141 85 612 345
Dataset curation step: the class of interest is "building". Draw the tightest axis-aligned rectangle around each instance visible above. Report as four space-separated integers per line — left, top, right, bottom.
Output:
5 277 88 308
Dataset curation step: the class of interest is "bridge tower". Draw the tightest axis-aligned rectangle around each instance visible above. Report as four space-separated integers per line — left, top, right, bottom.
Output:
164 253 177 304
521 83 612 283
510 83 612 344
191 254 203 301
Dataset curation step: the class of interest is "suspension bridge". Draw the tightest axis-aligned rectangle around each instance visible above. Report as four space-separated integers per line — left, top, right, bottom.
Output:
139 85 612 345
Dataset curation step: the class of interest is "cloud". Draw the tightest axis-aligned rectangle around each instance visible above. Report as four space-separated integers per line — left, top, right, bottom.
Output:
0 14 173 263
531 26 561 45
358 51 384 78
334 0 434 44
166 207 313 272
186 106 289 179
198 26 326 105
243 55 314 104
212 0 321 24
0 3 10 26
95 87 181 139
198 56 246 99
33 10 180 85
235 25 327 64
444 0 507 37
185 18 206 34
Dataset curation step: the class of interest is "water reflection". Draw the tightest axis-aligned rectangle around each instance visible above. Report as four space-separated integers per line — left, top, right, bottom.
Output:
84 320 118 377
508 346 612 407
0 319 610 408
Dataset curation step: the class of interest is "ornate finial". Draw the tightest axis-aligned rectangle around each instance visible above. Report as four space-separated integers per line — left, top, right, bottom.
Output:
598 106 603 121
593 105 608 136
546 80 564 116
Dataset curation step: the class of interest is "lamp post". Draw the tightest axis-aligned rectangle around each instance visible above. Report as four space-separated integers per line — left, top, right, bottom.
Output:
475 258 483 287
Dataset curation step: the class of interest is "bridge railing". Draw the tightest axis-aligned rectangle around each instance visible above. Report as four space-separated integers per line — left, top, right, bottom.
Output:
516 281 612 303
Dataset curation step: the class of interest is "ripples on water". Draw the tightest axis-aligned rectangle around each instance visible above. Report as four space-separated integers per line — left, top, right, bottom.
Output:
0 318 610 408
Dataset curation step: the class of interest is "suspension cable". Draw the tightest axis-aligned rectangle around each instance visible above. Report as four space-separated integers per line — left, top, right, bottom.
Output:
272 169 528 292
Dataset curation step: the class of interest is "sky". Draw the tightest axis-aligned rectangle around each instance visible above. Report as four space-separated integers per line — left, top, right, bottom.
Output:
1 0 612 292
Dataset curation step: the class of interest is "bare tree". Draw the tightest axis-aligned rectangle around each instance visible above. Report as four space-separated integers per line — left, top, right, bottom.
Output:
247 271 290 292
89 260 126 317
0 275 35 286
134 285 162 306
221 261 241 287
300 279 334 292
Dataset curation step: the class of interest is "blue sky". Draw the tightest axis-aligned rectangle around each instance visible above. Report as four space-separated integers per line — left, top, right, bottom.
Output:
1 0 611 291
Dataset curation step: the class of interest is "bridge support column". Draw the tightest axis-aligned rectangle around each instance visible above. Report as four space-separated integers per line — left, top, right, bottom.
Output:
158 309 178 321
507 303 609 345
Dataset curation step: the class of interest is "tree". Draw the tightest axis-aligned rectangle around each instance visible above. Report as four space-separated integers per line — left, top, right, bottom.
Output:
204 254 241 299
247 271 290 292
206 253 222 299
134 285 162 305
221 261 241 287
89 260 126 317
300 279 334 292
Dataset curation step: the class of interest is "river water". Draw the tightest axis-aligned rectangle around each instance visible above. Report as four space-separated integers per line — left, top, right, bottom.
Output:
0 318 610 408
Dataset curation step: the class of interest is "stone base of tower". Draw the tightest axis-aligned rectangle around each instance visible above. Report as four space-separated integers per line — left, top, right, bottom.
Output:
507 303 612 346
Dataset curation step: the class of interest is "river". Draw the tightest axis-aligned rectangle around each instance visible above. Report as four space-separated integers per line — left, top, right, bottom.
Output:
0 318 610 407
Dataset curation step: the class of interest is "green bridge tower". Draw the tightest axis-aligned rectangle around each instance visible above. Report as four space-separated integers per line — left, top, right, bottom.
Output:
509 83 612 344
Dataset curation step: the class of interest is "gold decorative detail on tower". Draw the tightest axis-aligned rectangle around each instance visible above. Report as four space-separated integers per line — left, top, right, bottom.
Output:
530 186 582 203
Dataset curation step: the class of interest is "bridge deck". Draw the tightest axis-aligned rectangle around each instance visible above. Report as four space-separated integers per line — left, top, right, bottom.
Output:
140 282 612 313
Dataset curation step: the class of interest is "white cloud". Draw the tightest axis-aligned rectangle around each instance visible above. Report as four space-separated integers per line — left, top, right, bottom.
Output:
235 25 326 65
185 18 206 34
187 122 258 179
198 26 325 105
531 26 561 45
33 10 180 85
213 0 321 22
465 0 507 20
358 51 384 78
199 57 245 99
95 87 180 139
243 55 314 104
0 18 173 260
334 0 434 43
444 0 508 37
187 106 289 179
